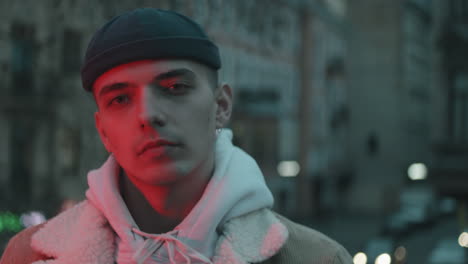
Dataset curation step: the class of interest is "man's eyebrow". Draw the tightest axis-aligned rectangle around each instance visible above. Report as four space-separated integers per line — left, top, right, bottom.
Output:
97 69 195 98
98 82 131 98
152 68 196 82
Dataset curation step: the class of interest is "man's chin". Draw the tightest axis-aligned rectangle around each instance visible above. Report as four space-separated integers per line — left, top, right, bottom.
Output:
134 167 185 185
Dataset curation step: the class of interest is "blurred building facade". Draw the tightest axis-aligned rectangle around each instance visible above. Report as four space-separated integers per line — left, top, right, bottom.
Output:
0 0 108 214
346 0 468 215
1 0 463 221
0 0 348 218
346 0 441 213
295 0 349 218
430 0 468 202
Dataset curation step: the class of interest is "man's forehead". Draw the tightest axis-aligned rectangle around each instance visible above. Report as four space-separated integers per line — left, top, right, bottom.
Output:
92 59 201 93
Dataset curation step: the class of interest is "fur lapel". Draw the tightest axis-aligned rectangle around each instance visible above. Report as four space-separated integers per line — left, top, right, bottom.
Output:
212 208 289 264
31 200 116 264
31 201 288 264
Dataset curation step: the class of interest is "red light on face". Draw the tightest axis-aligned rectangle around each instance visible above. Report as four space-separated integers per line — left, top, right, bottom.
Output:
94 59 221 222
140 144 180 159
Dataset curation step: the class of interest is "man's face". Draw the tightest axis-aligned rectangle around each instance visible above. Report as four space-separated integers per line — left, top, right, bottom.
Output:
93 59 231 185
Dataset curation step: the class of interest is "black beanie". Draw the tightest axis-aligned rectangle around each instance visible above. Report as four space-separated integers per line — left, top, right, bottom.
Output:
80 8 221 92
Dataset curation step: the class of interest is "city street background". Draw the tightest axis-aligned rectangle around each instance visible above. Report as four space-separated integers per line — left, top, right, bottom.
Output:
0 0 467 263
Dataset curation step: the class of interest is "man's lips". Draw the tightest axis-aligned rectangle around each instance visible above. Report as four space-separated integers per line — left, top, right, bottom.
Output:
138 140 181 155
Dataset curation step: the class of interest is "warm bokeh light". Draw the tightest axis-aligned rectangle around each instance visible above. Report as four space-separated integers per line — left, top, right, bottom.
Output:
375 253 391 264
353 252 367 264
394 246 407 261
60 199 78 213
458 232 468 247
277 161 300 177
408 163 427 180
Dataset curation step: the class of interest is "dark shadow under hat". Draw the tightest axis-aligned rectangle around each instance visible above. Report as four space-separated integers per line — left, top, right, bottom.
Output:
81 8 221 92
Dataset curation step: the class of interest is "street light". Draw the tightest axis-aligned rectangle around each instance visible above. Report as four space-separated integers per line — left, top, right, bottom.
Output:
407 163 427 181
375 253 391 264
353 252 367 264
458 232 468 247
277 161 300 177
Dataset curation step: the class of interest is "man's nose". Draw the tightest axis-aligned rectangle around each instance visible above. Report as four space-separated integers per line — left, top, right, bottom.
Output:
138 87 167 128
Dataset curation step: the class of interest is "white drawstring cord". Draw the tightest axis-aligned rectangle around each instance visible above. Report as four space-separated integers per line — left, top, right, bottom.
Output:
131 228 212 264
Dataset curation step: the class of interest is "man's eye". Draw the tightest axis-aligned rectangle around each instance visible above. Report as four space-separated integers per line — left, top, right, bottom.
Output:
162 83 191 94
108 95 130 106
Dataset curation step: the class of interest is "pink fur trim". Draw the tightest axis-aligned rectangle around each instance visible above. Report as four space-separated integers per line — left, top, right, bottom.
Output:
31 201 116 264
29 201 286 264
213 208 289 263
212 238 246 264
260 222 289 258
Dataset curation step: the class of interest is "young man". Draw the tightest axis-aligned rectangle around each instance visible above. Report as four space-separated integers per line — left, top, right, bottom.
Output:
1 8 352 264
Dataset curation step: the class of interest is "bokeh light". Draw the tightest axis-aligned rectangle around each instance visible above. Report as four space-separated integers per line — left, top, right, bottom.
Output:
408 163 428 180
458 232 468 247
353 252 367 264
375 253 391 264
277 161 300 177
20 211 46 228
394 246 407 261
0 211 22 232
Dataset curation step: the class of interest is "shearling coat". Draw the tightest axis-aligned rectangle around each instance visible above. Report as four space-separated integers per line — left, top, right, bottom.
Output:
0 201 352 264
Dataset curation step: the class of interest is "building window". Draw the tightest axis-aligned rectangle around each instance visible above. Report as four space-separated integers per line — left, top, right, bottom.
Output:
62 29 82 74
452 74 468 142
450 0 468 23
10 23 35 96
9 119 33 209
231 117 279 178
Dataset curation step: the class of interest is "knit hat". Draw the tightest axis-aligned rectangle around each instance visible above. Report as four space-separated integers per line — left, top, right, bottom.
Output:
80 8 221 92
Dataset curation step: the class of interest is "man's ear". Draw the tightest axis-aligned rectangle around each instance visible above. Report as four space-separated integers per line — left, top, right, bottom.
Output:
215 83 233 128
94 111 112 153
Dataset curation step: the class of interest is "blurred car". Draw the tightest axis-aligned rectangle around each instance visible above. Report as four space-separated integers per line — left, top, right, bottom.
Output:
383 211 411 236
399 186 438 225
428 238 466 264
361 236 396 264
383 186 438 236
437 197 457 216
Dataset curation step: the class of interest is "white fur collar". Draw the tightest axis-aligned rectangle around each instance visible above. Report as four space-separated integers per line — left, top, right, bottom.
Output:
31 200 288 264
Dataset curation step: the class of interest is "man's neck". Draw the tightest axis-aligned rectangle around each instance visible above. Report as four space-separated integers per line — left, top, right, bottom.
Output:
119 167 211 234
